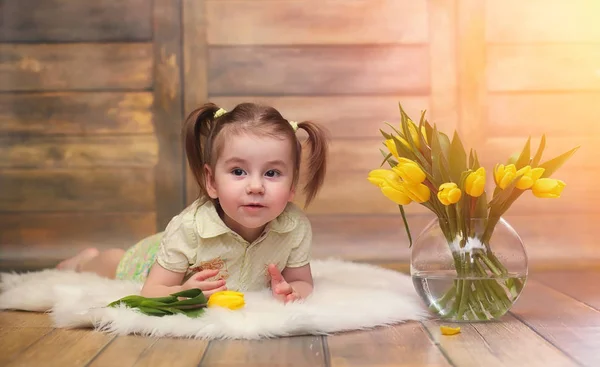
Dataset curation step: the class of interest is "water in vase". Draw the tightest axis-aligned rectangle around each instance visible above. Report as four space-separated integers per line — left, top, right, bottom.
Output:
412 271 527 321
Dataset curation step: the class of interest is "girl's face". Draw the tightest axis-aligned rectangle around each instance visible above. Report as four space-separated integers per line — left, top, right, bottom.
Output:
204 133 296 242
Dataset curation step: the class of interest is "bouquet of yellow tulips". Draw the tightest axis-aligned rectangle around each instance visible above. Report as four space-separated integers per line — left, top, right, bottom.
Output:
368 104 578 321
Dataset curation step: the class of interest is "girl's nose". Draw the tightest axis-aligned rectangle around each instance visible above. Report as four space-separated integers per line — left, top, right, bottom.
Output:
246 177 265 194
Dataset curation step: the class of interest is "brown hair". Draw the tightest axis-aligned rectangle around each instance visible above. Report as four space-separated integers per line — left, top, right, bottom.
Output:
183 102 328 207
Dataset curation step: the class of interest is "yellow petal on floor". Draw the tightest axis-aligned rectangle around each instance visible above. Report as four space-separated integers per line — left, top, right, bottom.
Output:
440 325 461 335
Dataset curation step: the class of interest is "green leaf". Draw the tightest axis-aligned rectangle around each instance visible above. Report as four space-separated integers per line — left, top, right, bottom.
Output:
385 122 403 137
468 149 474 169
531 134 546 166
472 150 481 170
398 205 412 248
437 130 452 160
507 152 520 165
380 129 393 140
136 306 170 317
488 174 524 210
514 136 532 169
417 111 432 159
449 131 468 183
474 191 489 219
107 295 144 308
379 150 397 168
107 288 209 318
169 288 204 299
398 104 430 171
430 125 451 184
539 146 580 178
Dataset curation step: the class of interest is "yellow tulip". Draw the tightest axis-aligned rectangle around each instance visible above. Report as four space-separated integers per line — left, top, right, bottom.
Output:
385 120 424 153
494 164 517 190
464 167 486 197
401 182 430 203
437 182 462 205
404 121 422 150
420 125 428 145
367 169 399 188
392 158 426 184
207 291 245 310
532 178 566 199
384 139 400 159
368 169 413 205
381 184 413 205
515 166 545 190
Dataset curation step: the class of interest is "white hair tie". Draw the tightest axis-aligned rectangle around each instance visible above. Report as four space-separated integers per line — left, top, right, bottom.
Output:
214 108 227 118
289 120 298 132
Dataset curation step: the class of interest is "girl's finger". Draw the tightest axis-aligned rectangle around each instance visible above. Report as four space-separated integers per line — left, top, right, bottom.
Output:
275 282 292 295
191 279 225 290
268 264 284 283
285 294 297 303
203 285 228 297
192 269 220 281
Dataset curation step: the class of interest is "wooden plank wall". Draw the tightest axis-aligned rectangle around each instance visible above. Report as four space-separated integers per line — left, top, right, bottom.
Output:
192 0 598 266
192 0 457 217
1 0 597 269
482 0 598 263
0 0 179 264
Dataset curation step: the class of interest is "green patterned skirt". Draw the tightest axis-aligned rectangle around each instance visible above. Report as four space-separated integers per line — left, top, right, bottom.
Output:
115 232 164 282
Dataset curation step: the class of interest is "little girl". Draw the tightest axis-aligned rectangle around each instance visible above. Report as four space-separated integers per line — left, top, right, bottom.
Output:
57 102 328 303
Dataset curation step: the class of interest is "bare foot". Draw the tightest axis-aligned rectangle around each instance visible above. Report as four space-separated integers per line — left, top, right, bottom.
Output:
56 248 100 271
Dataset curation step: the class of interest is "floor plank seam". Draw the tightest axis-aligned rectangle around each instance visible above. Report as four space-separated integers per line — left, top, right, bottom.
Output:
419 321 457 367
83 334 117 367
508 311 585 367
533 278 600 313
5 328 57 366
196 340 212 367
321 335 331 367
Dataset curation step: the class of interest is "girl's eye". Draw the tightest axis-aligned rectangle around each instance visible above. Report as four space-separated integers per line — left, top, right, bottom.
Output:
265 170 280 178
232 168 246 176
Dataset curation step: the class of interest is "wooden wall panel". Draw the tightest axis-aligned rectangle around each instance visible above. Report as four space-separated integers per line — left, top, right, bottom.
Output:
153 0 185 229
208 46 430 95
0 169 155 212
429 0 458 132
209 96 432 138
486 0 600 43
0 0 152 42
487 45 600 92
206 0 428 45
456 0 486 152
0 136 158 168
0 44 153 91
488 94 600 137
0 93 154 135
183 0 208 205
0 213 156 248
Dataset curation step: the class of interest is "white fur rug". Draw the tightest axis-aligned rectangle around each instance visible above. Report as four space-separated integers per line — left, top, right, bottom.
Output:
0 259 428 340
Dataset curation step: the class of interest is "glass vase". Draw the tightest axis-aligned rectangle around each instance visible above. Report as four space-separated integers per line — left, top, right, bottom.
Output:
410 217 528 321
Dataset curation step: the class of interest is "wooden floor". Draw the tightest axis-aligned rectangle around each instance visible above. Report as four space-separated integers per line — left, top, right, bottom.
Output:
1 269 599 367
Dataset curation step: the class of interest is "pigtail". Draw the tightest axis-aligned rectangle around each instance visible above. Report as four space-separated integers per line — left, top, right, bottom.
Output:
183 102 220 198
297 121 329 207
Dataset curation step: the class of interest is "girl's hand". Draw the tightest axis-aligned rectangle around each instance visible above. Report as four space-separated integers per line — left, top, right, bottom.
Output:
182 269 227 297
268 264 299 303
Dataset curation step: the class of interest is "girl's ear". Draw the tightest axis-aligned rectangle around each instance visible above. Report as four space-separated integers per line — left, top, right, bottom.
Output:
288 186 296 202
204 164 218 199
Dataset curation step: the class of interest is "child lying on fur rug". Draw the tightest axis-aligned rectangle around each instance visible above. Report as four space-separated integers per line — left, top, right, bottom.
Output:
58 102 328 304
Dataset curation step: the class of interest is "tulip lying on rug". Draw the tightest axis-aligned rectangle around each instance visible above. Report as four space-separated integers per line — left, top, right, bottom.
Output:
107 289 245 317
